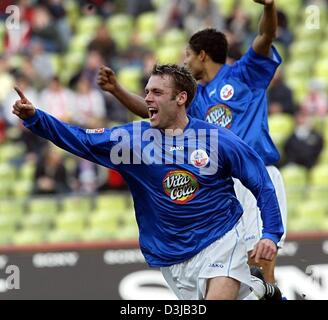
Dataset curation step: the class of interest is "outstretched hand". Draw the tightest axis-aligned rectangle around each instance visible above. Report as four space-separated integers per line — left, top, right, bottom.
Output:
12 86 36 120
97 65 119 93
250 238 277 263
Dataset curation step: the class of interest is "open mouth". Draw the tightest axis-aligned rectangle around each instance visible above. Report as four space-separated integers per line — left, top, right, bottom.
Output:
148 107 158 120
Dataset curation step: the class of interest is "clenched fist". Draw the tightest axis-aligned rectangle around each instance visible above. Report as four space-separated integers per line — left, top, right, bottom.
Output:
97 65 119 93
253 0 274 5
12 86 36 120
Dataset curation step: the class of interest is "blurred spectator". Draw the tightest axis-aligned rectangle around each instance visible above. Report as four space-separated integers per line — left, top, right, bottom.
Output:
301 80 328 117
0 55 14 104
0 116 6 143
39 0 72 52
226 5 253 48
2 72 39 126
156 0 193 34
78 0 116 17
71 158 108 193
275 10 293 52
39 76 75 121
30 5 62 52
124 0 154 17
268 67 296 115
29 40 55 84
184 0 224 35
72 75 106 127
33 144 71 195
140 51 156 89
3 0 33 54
70 50 104 89
87 23 118 66
225 29 243 64
283 110 324 169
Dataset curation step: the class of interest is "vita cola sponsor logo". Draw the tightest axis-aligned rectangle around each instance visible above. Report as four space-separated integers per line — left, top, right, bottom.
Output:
163 170 199 204
206 105 232 128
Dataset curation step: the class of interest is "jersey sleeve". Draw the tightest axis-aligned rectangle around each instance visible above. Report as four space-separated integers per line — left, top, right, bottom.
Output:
230 45 282 89
218 128 284 244
23 109 130 170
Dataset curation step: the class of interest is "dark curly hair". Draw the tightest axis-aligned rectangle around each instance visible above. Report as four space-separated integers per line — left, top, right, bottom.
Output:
189 28 228 64
151 64 197 108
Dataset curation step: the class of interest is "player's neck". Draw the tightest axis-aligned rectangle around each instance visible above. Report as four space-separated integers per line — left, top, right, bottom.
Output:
163 113 189 135
201 62 223 84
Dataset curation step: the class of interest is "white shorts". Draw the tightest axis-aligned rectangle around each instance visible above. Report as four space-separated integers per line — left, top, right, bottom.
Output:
233 165 287 252
161 220 254 300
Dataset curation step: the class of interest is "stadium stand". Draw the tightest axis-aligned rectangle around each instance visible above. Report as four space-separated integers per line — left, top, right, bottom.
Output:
0 0 327 247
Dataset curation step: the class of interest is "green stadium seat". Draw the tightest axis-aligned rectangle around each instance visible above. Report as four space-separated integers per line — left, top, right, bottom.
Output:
12 180 33 198
106 14 134 52
21 212 53 232
136 12 157 33
156 46 183 64
81 227 118 241
213 0 235 18
19 162 36 181
89 210 121 232
75 15 102 35
268 113 295 149
116 224 139 240
0 231 13 245
61 196 92 215
46 229 81 243
117 66 143 93
161 29 187 48
310 164 328 186
289 200 328 231
12 229 45 245
55 212 86 233
0 199 25 217
0 214 19 233
96 193 129 211
107 14 134 34
28 198 59 219
281 165 308 188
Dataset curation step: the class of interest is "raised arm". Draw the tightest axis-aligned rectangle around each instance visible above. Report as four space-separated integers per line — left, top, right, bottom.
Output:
252 0 277 57
12 87 117 169
97 65 148 118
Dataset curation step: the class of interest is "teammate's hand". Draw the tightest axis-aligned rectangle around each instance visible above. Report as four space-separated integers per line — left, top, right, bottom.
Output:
253 0 274 5
12 86 36 120
250 238 277 263
97 65 119 93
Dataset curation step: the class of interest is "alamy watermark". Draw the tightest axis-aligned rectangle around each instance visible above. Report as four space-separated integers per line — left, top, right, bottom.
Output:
4 5 20 30
0 265 20 292
305 5 320 29
100 122 220 176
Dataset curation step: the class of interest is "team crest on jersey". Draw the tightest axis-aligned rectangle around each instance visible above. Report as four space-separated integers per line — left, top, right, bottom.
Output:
163 170 199 204
205 104 233 128
86 128 105 134
220 84 234 101
190 149 209 168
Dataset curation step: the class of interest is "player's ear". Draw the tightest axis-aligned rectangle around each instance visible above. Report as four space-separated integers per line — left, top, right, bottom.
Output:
176 91 187 106
199 50 206 62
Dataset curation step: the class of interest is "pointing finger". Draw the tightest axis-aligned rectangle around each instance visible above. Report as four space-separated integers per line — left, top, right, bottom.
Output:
14 86 28 102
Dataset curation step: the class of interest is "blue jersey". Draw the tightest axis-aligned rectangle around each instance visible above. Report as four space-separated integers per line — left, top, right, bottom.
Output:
24 110 283 267
188 46 282 166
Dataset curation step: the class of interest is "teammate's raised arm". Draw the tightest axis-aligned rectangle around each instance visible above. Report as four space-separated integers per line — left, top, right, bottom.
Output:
12 86 36 120
97 65 149 118
252 0 277 57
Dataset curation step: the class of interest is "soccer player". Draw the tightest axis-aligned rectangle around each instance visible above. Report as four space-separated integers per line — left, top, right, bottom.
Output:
13 64 283 300
97 0 286 286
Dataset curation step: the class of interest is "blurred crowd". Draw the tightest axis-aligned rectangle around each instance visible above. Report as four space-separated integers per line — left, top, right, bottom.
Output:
0 0 327 197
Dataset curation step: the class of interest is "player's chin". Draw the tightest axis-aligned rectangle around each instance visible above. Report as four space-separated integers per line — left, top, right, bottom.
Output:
149 119 160 128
